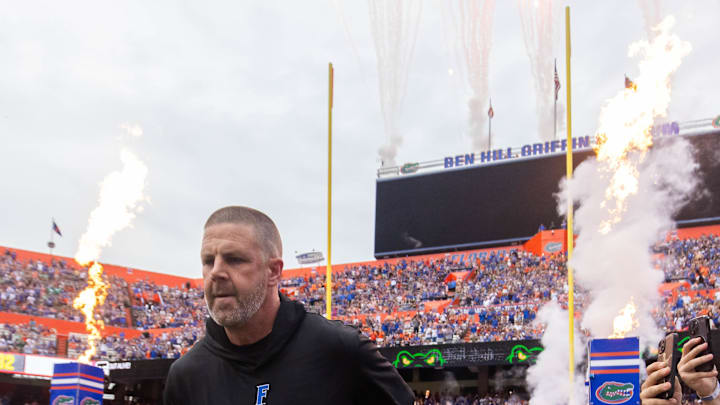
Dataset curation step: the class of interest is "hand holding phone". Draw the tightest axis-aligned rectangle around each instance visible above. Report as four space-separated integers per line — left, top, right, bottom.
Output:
656 333 680 399
689 316 713 372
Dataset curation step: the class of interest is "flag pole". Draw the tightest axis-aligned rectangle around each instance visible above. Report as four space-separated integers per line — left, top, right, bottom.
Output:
49 221 54 256
554 59 558 140
564 6 576 385
488 98 492 149
326 62 334 320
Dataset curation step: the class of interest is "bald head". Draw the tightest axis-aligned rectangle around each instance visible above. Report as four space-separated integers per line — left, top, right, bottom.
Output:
204 206 282 259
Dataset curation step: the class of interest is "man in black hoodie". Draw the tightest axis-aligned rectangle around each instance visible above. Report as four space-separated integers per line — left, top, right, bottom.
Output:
163 206 414 405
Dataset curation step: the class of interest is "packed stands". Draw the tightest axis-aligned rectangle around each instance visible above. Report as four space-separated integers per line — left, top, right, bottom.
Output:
2 226 720 362
68 326 203 361
131 280 206 329
283 250 581 345
657 233 720 287
653 233 720 332
0 322 56 355
1 250 131 327
412 392 528 405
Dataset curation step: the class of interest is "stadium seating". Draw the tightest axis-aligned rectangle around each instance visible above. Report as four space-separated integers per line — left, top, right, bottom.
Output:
0 322 56 356
413 392 528 405
1 227 720 361
0 251 131 327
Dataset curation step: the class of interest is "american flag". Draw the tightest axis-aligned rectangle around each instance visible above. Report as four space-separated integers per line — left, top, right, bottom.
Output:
625 75 637 90
52 219 62 237
554 60 561 100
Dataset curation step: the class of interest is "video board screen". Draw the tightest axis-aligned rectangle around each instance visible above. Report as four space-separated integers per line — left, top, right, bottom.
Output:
374 133 720 258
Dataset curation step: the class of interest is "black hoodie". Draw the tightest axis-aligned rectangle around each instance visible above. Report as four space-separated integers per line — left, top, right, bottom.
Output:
163 295 414 404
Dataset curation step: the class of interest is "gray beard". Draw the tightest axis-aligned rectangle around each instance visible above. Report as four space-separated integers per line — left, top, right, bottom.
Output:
206 274 267 328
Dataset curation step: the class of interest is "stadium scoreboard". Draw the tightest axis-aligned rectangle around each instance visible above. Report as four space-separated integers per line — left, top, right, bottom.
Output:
375 132 720 258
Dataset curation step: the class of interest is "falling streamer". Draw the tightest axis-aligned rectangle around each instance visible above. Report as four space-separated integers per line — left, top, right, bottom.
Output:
368 0 422 166
518 0 563 142
445 0 496 151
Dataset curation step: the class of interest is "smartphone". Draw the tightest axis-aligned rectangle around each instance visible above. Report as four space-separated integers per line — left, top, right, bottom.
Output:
689 316 714 372
657 333 679 399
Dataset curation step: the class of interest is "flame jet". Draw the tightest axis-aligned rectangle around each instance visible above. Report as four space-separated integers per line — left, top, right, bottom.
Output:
74 148 148 363
528 16 695 404
562 15 693 342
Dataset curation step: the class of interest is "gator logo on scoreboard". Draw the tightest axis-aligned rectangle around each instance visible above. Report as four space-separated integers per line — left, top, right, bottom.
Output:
505 344 543 364
52 395 74 405
596 381 634 404
80 398 101 405
400 162 420 174
543 242 563 253
393 349 446 368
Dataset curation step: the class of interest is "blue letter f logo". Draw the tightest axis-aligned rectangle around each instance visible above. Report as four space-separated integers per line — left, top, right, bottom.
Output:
255 384 270 405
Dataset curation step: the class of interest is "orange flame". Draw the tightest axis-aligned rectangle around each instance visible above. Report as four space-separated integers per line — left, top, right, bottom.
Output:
609 299 639 339
72 261 109 362
593 16 691 234
72 146 148 363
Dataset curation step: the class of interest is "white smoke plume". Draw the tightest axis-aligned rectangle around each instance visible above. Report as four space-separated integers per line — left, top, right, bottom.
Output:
368 0 422 167
75 148 149 265
120 123 143 138
563 138 697 343
518 0 564 142
527 301 586 405
529 16 693 402
558 16 693 344
444 0 496 152
73 140 148 362
638 0 664 39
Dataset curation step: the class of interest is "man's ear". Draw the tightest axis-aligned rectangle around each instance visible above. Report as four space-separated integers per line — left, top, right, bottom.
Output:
267 257 284 286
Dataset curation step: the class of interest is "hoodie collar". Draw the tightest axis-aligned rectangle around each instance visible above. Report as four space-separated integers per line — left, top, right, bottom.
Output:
203 294 306 370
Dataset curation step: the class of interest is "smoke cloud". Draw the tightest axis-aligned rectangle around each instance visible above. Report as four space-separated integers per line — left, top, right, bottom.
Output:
527 301 586 405
561 137 698 343
75 148 149 265
559 16 693 343
532 15 694 402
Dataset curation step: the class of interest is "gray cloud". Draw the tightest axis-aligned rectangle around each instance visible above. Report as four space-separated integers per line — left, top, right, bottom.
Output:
1 1 719 277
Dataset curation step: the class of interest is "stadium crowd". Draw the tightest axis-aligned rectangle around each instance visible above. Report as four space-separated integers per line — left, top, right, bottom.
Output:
282 250 572 316
653 234 720 331
0 322 56 355
658 233 720 287
131 280 206 329
1 250 131 326
1 232 720 361
413 391 528 405
68 325 204 361
284 250 582 345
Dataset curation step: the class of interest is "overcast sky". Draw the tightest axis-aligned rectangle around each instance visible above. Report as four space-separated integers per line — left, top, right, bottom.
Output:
1 1 718 278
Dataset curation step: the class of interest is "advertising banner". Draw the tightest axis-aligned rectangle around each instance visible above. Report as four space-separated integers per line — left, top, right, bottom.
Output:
379 339 543 368
50 362 104 405
588 337 640 405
